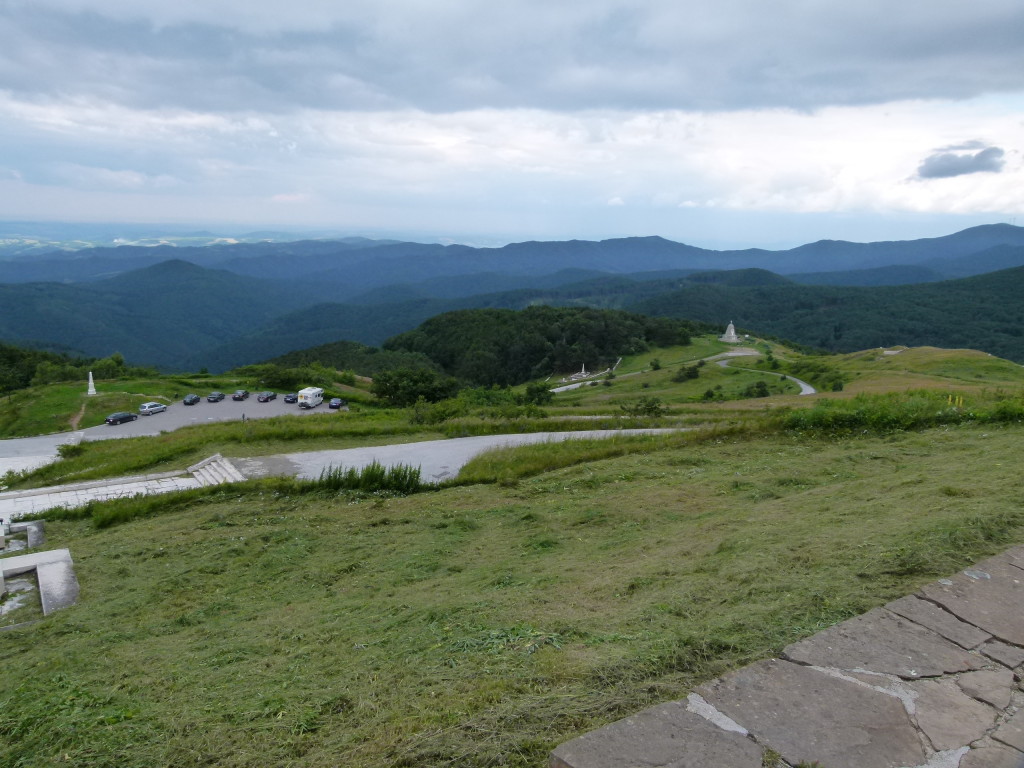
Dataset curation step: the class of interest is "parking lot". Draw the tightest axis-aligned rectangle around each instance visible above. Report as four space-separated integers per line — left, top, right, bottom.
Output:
84 395 331 441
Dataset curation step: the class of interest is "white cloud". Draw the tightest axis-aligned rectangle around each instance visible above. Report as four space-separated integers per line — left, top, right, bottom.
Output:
1 2 1023 244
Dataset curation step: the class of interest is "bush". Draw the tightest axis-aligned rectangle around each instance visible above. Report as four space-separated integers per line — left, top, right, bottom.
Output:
620 396 668 417
672 365 700 382
56 442 86 459
741 381 770 398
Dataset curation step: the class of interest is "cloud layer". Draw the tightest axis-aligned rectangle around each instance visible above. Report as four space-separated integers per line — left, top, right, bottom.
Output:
6 1 1024 112
0 1 1022 245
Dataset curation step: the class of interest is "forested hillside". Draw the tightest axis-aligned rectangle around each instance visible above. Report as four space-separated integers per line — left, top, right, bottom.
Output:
632 266 1024 361
265 340 438 376
382 306 703 386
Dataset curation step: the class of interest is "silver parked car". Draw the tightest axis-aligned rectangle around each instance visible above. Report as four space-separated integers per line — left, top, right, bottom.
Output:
139 401 167 415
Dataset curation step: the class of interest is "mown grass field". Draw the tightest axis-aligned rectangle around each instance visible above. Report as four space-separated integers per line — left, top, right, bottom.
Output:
3 421 1024 767
4 344 1024 766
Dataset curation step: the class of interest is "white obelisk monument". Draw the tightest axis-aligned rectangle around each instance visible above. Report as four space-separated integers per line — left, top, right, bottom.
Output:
87 371 97 396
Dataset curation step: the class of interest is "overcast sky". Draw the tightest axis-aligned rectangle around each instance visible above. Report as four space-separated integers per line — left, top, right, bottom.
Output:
1 0 1023 248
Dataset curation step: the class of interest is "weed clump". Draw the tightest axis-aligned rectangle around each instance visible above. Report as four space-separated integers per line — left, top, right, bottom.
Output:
312 461 424 494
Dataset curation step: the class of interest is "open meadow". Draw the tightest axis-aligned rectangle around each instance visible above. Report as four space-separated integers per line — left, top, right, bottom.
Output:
3 343 1024 766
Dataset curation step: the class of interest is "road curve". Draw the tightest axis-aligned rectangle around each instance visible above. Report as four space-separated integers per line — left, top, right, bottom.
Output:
232 428 684 485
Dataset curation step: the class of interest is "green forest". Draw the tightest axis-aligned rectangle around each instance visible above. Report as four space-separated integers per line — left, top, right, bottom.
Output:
382 306 704 386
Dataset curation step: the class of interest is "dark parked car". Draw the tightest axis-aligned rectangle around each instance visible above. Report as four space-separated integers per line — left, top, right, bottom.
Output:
283 393 298 403
183 394 201 405
207 392 225 402
328 398 347 409
105 411 138 425
232 389 249 401
256 391 277 402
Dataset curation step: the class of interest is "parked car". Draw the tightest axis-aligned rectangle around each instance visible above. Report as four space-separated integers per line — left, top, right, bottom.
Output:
207 392 226 402
139 402 167 415
232 389 250 401
328 398 347 409
283 393 298 403
105 411 138 425
256 391 277 402
183 394 201 405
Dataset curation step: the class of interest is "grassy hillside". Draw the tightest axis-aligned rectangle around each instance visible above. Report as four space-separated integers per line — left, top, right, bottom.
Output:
4 421 1024 766
4 344 1024 765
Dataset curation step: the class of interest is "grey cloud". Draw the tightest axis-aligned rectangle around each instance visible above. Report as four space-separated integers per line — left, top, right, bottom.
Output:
916 145 1006 179
4 2 1024 113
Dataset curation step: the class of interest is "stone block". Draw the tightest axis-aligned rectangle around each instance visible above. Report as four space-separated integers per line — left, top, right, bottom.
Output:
548 699 763 768
782 607 982 678
0 548 79 615
35 559 79 615
697 659 925 768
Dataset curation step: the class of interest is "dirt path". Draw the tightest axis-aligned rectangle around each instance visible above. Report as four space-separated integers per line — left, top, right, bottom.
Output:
68 402 88 431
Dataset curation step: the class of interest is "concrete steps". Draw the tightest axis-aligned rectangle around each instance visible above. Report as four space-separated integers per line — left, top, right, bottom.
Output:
188 454 246 487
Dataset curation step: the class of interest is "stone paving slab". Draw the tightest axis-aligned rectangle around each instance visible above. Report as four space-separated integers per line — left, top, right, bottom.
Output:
549 700 763 768
993 710 1024 753
919 553 1024 645
958 669 1016 709
960 745 1024 768
982 640 1024 669
908 678 996 751
697 659 926 768
885 594 992 649
782 606 983 678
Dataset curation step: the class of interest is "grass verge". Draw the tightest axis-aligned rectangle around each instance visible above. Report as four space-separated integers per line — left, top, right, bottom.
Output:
2 423 1023 766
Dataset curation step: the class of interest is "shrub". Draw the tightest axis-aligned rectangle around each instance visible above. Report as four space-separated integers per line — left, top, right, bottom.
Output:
620 396 668 417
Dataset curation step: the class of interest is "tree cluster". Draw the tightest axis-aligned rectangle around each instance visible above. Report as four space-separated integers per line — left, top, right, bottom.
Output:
383 306 694 387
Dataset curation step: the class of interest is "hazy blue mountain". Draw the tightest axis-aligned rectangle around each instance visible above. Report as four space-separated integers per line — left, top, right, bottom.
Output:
3 223 1024 290
924 244 1024 279
0 260 326 368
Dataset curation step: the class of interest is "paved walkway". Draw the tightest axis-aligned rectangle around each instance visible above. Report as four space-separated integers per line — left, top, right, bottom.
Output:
0 429 679 518
551 546 1024 768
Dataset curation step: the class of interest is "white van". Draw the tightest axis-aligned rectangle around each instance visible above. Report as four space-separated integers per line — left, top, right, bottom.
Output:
297 387 324 409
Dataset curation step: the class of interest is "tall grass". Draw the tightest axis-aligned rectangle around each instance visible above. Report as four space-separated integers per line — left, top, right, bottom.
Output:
777 390 1024 434
312 461 424 494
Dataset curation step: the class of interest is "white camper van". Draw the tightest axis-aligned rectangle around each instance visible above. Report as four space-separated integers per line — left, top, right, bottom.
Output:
297 386 324 409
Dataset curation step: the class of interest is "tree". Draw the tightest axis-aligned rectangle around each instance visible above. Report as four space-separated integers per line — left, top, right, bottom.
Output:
519 382 554 406
371 368 460 407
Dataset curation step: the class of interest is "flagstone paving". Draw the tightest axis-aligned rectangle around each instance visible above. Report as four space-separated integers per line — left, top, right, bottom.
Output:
550 547 1024 768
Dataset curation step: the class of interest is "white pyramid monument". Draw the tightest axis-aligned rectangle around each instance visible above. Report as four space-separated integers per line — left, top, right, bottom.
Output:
719 321 741 343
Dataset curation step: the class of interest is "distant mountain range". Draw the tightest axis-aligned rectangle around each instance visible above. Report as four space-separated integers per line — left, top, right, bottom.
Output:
0 224 1023 370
